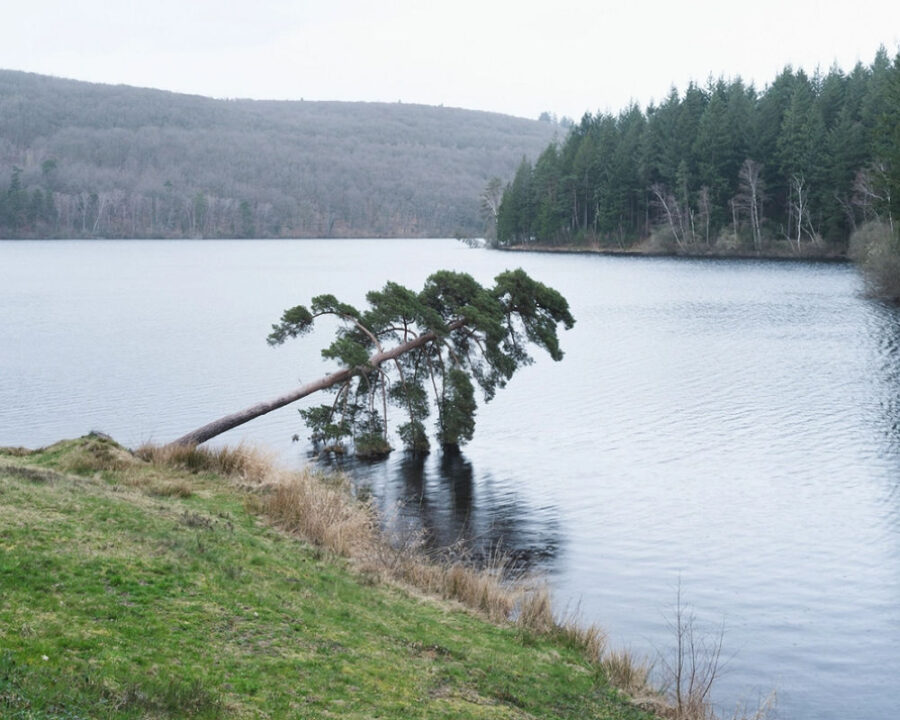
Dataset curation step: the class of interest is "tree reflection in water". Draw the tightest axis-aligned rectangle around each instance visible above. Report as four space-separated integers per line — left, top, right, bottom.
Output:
317 447 562 575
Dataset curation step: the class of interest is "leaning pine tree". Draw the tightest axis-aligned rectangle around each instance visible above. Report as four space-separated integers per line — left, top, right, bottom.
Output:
172 269 574 455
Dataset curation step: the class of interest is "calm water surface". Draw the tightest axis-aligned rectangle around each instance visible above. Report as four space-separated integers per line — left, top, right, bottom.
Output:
2 239 899 719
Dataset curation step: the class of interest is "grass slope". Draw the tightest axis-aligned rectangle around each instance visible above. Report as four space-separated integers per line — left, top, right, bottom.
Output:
0 436 653 720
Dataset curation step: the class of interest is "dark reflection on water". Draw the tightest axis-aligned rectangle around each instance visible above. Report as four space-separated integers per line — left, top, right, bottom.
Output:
319 446 562 572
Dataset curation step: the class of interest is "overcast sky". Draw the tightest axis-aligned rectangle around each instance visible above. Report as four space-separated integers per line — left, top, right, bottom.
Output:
2 0 898 120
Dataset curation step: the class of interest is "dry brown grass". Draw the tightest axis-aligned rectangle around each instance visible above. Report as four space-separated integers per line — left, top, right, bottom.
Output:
724 694 777 720
260 471 378 557
390 556 518 624
554 611 607 663
135 442 275 485
55 434 140 475
603 648 654 698
517 585 556 634
146 479 195 498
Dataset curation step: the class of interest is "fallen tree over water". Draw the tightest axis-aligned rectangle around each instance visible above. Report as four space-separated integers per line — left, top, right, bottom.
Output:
172 269 575 453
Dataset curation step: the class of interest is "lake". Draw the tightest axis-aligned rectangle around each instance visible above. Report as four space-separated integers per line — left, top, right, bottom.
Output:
2 238 898 719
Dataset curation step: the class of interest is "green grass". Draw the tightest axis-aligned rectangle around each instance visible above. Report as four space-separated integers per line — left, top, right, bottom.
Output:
0 437 655 719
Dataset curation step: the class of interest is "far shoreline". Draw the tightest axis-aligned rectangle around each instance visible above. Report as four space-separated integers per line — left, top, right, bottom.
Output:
495 241 850 263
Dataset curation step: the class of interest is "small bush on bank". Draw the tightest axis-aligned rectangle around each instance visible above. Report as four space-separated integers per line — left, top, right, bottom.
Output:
850 220 900 301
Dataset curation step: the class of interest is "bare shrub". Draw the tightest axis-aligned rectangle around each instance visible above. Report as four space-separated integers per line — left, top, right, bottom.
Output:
652 588 775 720
850 220 900 301
662 588 724 720
654 588 724 720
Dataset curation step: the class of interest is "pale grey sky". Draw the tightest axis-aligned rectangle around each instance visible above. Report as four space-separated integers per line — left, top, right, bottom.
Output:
2 0 898 120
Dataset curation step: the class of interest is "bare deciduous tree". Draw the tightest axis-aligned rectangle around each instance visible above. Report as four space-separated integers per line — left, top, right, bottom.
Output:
736 160 764 252
659 586 725 720
697 186 712 248
787 173 820 251
479 177 503 242
853 162 894 233
651 183 689 251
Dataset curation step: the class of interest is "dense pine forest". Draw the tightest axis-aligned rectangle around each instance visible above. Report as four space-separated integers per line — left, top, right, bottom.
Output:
494 48 899 258
0 71 557 239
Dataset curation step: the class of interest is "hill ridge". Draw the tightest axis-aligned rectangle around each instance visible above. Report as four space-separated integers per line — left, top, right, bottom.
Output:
0 69 559 239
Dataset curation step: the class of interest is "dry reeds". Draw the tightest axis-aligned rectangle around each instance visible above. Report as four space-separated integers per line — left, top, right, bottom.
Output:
554 610 607 662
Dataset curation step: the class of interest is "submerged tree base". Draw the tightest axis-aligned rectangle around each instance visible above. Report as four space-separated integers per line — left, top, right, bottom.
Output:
353 437 393 460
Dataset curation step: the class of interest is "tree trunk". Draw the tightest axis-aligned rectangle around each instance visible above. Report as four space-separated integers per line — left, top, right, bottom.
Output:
171 367 355 447
170 321 463 447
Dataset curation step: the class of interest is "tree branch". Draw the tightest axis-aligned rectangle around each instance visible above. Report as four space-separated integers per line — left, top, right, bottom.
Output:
170 319 464 446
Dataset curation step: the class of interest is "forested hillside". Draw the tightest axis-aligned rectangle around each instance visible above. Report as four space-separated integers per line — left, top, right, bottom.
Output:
496 48 900 256
0 71 558 239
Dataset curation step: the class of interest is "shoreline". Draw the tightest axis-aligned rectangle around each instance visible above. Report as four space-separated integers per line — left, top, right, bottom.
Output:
496 242 850 263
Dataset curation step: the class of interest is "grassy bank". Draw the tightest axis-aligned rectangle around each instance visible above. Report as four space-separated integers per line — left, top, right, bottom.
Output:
0 435 658 720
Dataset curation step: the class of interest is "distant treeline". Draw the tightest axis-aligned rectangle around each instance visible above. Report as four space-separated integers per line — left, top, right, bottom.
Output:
0 71 557 239
495 48 900 255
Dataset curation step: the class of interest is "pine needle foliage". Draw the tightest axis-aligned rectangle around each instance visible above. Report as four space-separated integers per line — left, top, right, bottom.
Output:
268 269 574 456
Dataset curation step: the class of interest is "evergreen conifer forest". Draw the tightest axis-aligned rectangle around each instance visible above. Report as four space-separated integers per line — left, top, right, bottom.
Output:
495 48 899 257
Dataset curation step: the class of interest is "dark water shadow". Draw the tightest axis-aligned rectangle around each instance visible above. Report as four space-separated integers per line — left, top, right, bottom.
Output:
316 446 563 574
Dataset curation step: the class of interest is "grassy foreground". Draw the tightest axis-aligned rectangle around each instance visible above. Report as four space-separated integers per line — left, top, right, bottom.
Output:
0 435 655 720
